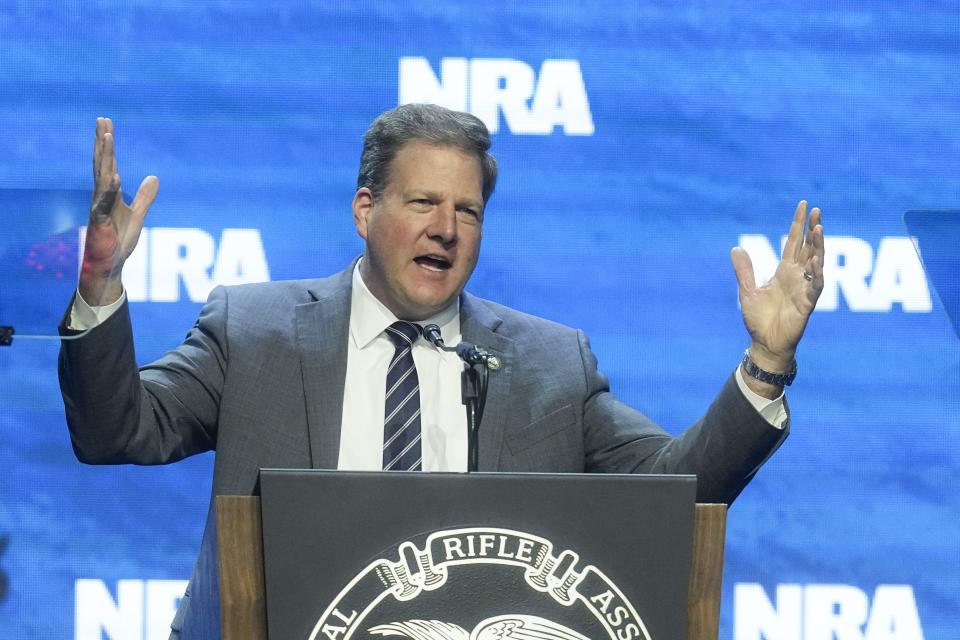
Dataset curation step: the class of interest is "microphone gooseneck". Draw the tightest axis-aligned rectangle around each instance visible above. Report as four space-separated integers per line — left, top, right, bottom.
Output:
421 324 500 370
419 322 496 472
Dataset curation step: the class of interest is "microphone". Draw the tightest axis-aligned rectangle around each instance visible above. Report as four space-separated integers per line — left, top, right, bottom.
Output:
421 324 500 370
422 324 447 350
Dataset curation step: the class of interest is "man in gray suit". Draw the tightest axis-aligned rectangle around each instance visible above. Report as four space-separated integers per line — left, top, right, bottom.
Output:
60 104 824 637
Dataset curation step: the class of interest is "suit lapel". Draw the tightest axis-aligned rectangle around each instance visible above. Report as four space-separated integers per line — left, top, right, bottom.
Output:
296 266 354 469
461 293 515 471
295 271 513 472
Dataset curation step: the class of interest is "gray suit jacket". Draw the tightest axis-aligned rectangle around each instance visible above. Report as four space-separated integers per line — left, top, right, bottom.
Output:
59 264 788 638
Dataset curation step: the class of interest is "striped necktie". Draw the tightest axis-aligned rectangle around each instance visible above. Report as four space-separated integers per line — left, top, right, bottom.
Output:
382 321 422 471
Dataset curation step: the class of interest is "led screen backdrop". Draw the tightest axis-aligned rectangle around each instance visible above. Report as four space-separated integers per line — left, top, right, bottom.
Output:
1 2 958 638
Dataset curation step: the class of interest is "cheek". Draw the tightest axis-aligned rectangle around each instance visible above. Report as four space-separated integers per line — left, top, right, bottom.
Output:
372 220 408 257
465 232 482 264
380 216 419 245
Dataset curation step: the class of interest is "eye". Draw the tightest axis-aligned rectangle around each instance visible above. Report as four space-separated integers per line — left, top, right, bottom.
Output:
457 206 481 222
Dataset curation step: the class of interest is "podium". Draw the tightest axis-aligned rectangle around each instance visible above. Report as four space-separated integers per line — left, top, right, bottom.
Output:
216 471 727 640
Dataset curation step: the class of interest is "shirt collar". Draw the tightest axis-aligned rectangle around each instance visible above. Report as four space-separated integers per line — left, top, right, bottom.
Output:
350 259 460 350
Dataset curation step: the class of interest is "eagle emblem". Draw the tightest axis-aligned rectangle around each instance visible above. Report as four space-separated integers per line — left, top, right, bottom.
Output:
369 614 590 640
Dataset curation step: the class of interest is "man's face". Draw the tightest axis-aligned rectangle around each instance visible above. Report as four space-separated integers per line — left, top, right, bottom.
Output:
353 142 485 321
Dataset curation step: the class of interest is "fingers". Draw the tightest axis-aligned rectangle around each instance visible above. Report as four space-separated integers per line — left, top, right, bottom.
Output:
93 119 101 181
110 131 117 178
781 200 808 262
809 206 822 230
810 253 824 286
730 246 756 296
803 214 825 300
88 118 157 240
92 117 113 182
804 254 824 305
130 175 160 217
95 130 116 197
812 211 825 266
797 206 821 264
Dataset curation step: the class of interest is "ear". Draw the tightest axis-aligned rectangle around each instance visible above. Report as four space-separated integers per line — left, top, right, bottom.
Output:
352 188 374 240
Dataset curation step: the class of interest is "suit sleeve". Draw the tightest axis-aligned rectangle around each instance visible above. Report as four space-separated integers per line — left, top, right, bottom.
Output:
58 287 228 465
578 330 788 504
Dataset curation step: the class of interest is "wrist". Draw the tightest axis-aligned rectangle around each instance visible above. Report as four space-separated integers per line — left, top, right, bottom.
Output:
738 365 785 399
737 363 785 401
78 272 124 307
747 342 795 374
741 347 797 390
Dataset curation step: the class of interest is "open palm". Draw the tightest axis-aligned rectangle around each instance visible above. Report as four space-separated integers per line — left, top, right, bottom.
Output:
80 117 158 305
731 201 824 371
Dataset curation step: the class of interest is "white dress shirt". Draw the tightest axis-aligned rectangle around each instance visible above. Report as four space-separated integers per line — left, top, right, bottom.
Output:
338 262 468 471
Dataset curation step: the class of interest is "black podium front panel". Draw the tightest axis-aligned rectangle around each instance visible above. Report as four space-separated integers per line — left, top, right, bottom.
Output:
259 470 697 640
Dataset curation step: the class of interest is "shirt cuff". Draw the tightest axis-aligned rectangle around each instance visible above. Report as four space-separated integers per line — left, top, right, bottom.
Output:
735 365 789 430
68 289 127 331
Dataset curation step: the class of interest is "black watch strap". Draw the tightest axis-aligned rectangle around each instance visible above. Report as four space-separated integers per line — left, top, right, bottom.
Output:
741 349 797 387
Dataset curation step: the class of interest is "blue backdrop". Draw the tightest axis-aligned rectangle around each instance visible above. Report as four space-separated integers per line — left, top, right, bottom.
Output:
1 2 958 638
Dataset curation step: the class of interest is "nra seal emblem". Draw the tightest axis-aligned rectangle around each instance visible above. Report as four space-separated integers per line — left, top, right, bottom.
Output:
308 527 651 640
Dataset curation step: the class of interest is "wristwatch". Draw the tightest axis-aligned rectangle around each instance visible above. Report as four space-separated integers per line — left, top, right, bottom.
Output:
741 349 797 387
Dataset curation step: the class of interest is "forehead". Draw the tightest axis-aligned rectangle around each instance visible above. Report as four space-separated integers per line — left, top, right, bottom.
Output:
385 142 483 199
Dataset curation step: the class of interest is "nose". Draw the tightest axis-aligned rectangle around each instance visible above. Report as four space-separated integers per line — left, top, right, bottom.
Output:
427 202 457 247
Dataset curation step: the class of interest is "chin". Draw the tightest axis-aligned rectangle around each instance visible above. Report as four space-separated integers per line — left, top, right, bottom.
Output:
402 293 457 319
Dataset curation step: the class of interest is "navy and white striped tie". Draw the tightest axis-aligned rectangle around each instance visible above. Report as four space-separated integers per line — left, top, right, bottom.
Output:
382 321 423 471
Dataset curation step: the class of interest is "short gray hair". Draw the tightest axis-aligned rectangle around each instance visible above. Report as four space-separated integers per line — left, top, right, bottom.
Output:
357 103 498 203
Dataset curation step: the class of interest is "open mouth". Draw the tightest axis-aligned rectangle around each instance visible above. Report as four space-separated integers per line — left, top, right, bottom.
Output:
414 255 452 271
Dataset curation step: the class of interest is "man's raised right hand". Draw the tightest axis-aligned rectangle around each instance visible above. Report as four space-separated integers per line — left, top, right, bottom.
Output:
79 117 159 306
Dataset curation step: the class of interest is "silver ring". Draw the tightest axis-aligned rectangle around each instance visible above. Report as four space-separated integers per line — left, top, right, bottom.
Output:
803 271 814 282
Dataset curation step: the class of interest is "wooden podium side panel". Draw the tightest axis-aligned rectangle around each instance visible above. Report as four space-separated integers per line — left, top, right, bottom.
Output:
687 503 727 640
216 496 267 640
